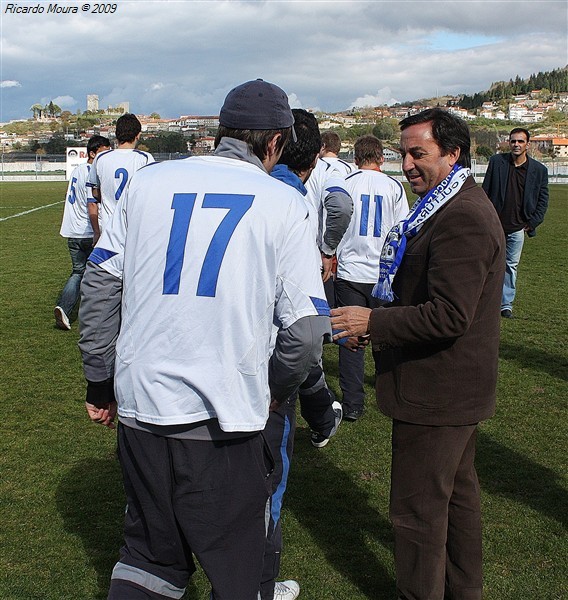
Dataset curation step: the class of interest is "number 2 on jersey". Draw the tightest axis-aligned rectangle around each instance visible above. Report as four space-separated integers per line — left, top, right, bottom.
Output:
163 193 254 297
359 194 383 237
115 168 128 201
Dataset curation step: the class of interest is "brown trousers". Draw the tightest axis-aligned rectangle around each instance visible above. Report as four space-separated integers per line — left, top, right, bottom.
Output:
390 421 482 600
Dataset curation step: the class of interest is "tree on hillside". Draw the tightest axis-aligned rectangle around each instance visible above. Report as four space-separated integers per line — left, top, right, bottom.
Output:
43 133 67 154
46 101 62 118
140 132 188 154
30 103 44 119
150 112 161 120
372 118 398 141
476 145 494 161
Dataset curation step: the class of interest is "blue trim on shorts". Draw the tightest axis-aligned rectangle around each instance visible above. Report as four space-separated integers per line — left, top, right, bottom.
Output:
271 415 291 525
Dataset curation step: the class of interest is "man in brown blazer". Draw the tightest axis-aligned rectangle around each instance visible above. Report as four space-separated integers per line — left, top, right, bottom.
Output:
331 108 505 600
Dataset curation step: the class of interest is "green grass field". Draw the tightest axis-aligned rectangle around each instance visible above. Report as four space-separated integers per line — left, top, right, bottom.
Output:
0 181 566 600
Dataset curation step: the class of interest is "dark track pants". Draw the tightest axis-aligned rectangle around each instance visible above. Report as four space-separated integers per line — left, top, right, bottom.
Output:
298 363 337 437
109 424 273 600
335 278 382 413
260 399 296 600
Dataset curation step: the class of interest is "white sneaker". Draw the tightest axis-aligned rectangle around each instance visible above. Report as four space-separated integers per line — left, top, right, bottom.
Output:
54 306 71 330
273 580 300 600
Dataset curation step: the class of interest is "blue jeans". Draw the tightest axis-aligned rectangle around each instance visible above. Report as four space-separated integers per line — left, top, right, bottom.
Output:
56 237 93 315
502 230 525 312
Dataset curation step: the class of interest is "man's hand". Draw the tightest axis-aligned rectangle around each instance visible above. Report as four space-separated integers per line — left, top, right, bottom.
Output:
85 400 117 429
331 306 372 341
321 255 334 282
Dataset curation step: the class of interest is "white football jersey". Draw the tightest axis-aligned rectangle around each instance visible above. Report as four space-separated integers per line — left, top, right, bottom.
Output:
304 157 348 248
337 169 409 283
60 162 93 238
87 148 154 231
323 156 355 177
90 156 328 432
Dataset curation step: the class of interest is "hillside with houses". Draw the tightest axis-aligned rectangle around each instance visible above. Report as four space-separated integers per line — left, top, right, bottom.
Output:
1 67 567 161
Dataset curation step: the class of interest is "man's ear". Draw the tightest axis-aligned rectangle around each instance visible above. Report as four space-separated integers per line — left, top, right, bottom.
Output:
266 133 282 161
448 147 460 168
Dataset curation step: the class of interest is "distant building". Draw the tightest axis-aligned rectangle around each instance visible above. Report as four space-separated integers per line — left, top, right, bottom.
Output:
87 94 99 112
383 147 401 161
448 107 475 120
175 115 219 129
194 136 215 154
531 135 568 157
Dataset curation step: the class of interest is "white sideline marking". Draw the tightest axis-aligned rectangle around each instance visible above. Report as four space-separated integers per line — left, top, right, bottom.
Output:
0 201 63 222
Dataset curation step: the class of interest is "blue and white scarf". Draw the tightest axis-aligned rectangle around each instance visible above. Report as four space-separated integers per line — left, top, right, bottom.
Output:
372 164 471 302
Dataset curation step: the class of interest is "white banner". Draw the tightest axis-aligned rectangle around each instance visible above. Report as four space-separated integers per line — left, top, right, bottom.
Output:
66 147 88 180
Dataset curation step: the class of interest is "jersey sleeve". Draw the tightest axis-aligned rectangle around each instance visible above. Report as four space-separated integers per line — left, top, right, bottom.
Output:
87 189 127 279
274 207 330 329
86 155 100 188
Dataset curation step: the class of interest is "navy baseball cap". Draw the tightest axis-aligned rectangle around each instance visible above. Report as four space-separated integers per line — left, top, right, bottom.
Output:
220 79 297 141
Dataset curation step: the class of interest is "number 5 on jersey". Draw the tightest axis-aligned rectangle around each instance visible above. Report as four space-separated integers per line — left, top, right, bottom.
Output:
163 193 254 297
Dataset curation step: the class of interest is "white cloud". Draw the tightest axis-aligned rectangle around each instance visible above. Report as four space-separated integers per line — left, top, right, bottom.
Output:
287 93 303 109
349 87 399 110
1 1 566 121
52 95 77 109
1 80 21 88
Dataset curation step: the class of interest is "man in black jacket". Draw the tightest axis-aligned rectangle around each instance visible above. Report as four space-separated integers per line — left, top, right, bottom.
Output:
482 128 549 318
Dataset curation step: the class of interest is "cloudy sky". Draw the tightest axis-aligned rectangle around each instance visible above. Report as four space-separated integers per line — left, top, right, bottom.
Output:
1 0 566 122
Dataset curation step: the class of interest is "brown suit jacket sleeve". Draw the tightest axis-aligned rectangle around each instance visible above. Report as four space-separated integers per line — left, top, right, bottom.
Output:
369 182 503 348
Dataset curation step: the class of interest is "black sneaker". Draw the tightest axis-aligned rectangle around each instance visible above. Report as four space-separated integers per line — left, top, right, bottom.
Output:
501 309 513 319
343 408 364 422
310 401 343 448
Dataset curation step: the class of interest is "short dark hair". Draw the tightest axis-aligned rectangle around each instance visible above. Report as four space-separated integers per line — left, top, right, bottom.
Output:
321 131 342 155
87 135 110 157
277 109 321 174
354 135 383 167
509 127 530 142
399 108 471 168
214 126 291 162
115 113 142 144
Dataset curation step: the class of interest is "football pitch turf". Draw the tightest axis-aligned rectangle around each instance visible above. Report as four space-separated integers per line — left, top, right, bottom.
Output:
0 181 566 599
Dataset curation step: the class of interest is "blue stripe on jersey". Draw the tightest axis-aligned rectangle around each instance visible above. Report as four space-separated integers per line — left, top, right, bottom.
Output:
271 414 291 526
345 171 361 181
387 175 406 201
310 296 330 316
325 185 348 195
133 149 150 160
89 247 118 264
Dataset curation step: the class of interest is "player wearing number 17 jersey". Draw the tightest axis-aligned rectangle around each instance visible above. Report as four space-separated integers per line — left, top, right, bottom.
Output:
335 135 408 421
86 113 153 240
79 79 330 600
